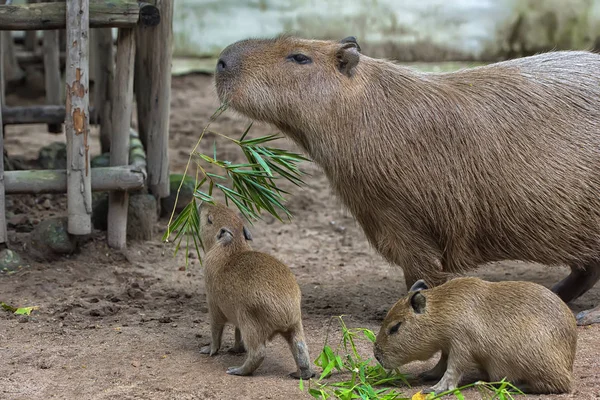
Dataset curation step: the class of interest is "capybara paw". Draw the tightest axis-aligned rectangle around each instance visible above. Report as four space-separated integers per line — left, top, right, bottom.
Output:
226 366 249 376
576 308 600 326
200 345 218 356
422 388 444 396
227 346 246 355
289 369 316 380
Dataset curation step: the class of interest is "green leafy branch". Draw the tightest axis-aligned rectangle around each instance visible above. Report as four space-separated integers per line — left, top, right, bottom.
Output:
299 316 524 400
162 104 311 264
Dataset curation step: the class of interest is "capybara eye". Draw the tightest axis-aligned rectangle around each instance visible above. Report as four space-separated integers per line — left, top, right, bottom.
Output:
389 322 401 335
287 53 312 65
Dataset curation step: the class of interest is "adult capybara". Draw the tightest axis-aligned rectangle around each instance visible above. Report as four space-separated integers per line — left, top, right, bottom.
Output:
198 201 314 379
374 278 577 395
214 35 600 325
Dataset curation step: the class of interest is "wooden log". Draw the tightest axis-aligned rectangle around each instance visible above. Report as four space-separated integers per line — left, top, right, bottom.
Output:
90 28 113 153
43 26 62 133
2 105 98 125
108 28 135 249
0 28 7 247
65 0 92 235
4 166 146 194
0 1 161 31
135 0 171 199
16 50 66 66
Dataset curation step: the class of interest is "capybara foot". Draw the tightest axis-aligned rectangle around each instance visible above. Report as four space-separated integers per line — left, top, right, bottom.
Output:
289 369 316 380
576 305 600 326
200 345 218 356
227 345 246 354
226 366 251 376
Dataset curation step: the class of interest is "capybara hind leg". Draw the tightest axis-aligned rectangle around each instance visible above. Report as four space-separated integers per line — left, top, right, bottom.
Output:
516 380 571 394
226 342 266 376
576 304 600 326
226 327 266 376
552 263 600 303
283 323 315 380
419 352 448 382
228 327 246 354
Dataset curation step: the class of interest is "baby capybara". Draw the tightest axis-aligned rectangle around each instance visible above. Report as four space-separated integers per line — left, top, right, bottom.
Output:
198 201 314 379
374 278 577 395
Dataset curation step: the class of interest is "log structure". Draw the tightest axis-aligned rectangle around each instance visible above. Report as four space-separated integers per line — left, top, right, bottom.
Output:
0 0 171 249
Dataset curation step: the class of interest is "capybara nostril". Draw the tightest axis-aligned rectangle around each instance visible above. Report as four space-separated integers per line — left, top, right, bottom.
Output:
216 59 227 72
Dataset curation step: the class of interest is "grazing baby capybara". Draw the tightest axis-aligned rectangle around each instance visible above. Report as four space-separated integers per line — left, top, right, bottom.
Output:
198 201 314 379
374 278 577 395
214 35 600 325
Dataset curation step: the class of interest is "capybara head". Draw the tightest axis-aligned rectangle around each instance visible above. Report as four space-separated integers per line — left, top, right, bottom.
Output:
215 35 362 129
198 202 253 252
374 280 441 370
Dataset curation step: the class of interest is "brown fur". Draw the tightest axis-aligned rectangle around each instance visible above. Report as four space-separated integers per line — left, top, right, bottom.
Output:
214 35 600 318
198 201 314 379
374 277 577 394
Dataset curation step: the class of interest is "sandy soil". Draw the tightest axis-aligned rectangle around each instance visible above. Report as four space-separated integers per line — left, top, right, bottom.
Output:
1 74 599 400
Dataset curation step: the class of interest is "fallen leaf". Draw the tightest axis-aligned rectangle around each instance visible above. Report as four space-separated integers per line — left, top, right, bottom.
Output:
412 391 429 400
15 306 38 315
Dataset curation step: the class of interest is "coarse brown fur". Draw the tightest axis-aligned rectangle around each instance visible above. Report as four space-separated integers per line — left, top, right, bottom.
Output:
198 201 314 379
374 277 577 394
214 35 600 323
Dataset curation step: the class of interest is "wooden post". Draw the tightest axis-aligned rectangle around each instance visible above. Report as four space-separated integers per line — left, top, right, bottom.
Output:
43 25 62 133
107 28 135 249
65 0 91 235
1 32 24 87
135 0 171 199
24 0 39 51
0 26 7 248
91 28 113 153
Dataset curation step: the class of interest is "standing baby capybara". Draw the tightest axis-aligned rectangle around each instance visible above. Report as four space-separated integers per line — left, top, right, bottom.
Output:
214 35 600 325
198 201 315 379
373 277 578 395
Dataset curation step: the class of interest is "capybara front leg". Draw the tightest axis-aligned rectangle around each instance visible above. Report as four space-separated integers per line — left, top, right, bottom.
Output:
228 327 246 354
200 307 226 356
576 304 600 326
423 352 464 396
552 263 600 303
284 323 315 380
419 352 448 382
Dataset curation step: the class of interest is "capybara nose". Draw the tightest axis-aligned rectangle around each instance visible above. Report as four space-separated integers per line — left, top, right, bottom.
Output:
215 44 241 74
216 58 227 72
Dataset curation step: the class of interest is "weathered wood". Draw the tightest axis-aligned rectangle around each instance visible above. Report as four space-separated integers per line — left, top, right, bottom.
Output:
90 28 113 153
1 32 24 86
65 0 92 235
16 50 66 66
4 166 146 194
24 0 39 51
135 0 171 198
0 1 161 31
0 29 7 246
108 28 135 249
43 26 62 133
2 105 98 125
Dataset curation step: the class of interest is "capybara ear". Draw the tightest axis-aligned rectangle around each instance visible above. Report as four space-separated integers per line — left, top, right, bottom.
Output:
409 279 429 292
340 36 361 52
336 42 360 77
243 226 253 241
217 228 234 245
410 292 427 314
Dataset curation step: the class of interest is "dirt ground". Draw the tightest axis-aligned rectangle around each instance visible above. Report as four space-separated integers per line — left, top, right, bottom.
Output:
1 73 599 400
